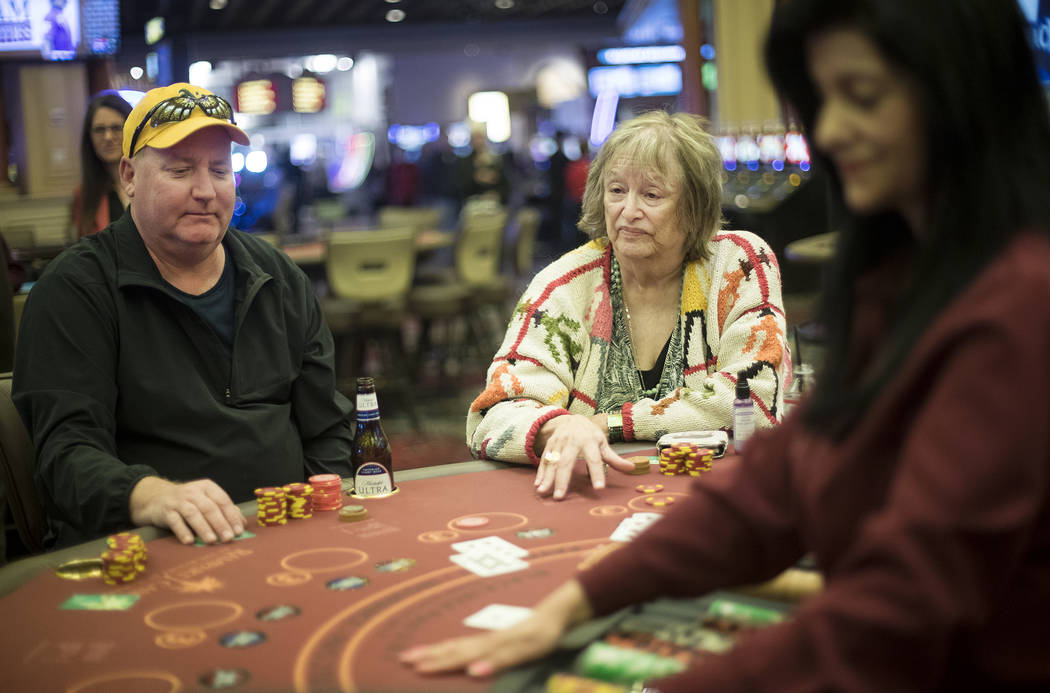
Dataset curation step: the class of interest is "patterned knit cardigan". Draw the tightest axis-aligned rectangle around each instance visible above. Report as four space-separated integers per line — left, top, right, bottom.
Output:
468 231 790 465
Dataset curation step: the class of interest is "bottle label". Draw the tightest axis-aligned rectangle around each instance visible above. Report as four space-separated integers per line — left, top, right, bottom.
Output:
354 462 393 497
356 392 379 421
734 401 754 453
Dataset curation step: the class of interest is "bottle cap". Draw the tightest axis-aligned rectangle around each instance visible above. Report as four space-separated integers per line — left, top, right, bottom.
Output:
735 371 750 399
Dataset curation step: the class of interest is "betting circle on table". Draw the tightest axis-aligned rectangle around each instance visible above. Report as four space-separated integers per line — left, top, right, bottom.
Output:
0 456 764 692
446 511 528 534
628 491 689 512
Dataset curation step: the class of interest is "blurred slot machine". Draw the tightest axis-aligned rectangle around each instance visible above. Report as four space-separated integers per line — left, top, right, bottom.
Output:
759 121 786 173
785 126 811 172
716 132 737 172
735 127 761 172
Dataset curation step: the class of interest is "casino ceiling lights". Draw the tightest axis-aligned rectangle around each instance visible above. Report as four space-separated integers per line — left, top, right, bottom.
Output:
121 0 626 32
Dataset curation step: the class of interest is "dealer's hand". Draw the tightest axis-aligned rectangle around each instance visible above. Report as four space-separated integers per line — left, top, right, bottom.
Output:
533 414 635 500
129 477 245 545
400 580 593 677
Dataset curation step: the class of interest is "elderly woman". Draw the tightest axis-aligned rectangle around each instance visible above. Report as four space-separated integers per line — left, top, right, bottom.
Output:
468 111 789 499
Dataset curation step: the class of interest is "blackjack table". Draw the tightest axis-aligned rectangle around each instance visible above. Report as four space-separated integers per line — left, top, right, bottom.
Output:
0 452 818 693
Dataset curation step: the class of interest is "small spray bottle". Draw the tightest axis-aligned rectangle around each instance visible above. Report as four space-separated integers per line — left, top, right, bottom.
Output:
733 370 754 454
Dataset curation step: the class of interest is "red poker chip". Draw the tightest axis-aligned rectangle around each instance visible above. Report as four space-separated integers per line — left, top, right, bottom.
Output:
453 516 490 529
312 496 343 510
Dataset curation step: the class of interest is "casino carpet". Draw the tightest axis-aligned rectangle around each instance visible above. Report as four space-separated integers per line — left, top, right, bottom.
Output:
378 366 482 470
389 430 471 471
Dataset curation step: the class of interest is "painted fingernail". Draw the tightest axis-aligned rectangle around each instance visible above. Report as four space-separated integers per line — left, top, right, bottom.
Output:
468 661 494 677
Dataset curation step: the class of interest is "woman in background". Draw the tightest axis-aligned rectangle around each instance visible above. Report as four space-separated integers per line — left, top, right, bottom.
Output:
71 92 131 238
403 0 1050 689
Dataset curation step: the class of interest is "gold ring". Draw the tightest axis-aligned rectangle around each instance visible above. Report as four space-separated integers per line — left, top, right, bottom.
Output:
542 451 561 463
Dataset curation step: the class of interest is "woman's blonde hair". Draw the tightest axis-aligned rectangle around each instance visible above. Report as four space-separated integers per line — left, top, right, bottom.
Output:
577 111 724 262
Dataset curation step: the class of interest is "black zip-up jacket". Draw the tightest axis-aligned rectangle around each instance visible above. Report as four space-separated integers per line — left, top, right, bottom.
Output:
13 212 353 547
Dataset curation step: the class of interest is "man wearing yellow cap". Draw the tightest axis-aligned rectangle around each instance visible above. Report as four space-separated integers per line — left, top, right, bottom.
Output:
13 83 353 547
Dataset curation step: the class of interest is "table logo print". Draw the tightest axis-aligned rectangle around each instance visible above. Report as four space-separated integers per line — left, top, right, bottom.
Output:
218 630 267 648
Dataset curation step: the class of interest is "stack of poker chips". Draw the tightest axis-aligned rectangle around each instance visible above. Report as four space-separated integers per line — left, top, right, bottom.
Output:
626 456 651 475
338 505 368 523
283 482 314 519
573 641 685 687
658 443 714 477
545 672 628 693
255 486 288 526
101 532 147 585
308 473 343 511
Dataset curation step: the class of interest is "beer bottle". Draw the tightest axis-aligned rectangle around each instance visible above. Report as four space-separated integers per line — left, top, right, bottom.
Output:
350 377 395 497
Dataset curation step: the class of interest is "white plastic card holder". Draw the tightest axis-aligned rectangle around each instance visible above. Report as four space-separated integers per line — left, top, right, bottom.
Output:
656 430 729 457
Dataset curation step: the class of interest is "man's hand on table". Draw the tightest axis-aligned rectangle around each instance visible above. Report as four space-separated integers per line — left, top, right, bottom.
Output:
129 477 245 545
400 580 593 678
533 414 635 500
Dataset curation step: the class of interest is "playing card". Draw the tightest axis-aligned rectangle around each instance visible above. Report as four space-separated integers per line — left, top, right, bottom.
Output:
450 550 529 577
610 512 663 542
463 603 533 630
451 536 529 559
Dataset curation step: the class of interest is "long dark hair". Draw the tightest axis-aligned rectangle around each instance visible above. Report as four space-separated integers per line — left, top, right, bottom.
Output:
78 92 132 235
765 0 1050 438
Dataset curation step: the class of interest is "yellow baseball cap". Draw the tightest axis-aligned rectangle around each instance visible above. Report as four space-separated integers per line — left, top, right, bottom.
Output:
123 82 249 158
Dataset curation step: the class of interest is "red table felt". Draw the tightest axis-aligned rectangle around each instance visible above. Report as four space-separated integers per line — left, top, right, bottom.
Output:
0 459 701 693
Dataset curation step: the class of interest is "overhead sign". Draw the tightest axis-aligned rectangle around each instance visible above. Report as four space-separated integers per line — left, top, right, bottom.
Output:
291 76 326 113
234 74 326 115
588 64 682 98
236 79 278 115
597 45 685 65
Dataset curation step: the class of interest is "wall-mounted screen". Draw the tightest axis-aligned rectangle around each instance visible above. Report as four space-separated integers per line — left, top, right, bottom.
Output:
1019 0 1050 83
0 0 118 61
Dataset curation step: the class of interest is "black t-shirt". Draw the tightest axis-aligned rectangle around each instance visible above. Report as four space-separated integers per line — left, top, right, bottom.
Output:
169 245 235 349
106 190 124 224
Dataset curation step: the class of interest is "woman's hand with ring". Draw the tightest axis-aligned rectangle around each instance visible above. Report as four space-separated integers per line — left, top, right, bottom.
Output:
534 414 634 500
